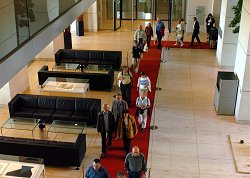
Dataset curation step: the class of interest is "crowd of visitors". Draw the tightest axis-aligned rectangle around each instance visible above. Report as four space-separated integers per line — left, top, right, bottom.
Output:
86 15 219 178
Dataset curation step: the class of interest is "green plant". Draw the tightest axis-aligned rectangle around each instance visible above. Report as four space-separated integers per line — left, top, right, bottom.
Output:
228 0 243 33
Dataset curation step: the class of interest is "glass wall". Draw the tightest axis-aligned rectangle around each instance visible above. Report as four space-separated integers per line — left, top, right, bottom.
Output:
0 0 80 61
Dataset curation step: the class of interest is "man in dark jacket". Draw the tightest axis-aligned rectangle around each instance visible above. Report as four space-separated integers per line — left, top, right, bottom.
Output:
97 104 115 158
190 17 201 46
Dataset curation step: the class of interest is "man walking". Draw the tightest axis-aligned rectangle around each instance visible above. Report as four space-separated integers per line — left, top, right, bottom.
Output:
155 18 165 49
190 17 201 46
125 146 147 178
97 104 115 158
85 158 110 178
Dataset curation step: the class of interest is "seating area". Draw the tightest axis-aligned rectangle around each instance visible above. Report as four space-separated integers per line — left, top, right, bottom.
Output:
8 94 101 126
38 65 114 91
55 49 122 70
0 134 86 168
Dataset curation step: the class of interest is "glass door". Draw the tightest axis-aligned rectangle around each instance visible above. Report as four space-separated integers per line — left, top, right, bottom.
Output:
114 0 122 30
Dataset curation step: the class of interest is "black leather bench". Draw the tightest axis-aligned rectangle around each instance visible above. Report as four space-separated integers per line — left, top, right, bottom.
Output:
0 134 86 168
8 94 101 126
55 49 122 70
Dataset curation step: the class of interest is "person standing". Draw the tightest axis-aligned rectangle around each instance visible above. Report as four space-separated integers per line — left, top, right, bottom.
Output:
190 17 201 46
97 104 115 158
134 25 146 55
132 42 141 73
112 93 128 139
137 71 151 96
85 158 110 178
117 109 138 155
117 66 134 107
155 17 165 49
135 92 150 133
145 23 153 49
174 20 184 47
125 146 147 178
206 13 214 39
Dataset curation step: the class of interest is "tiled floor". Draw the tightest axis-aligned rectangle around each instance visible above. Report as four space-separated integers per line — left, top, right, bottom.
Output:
1 30 250 178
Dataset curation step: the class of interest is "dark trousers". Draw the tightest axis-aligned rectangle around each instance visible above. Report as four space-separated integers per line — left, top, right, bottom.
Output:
128 171 142 178
156 31 162 48
191 32 201 44
101 131 112 153
120 83 131 106
146 36 151 48
122 134 131 155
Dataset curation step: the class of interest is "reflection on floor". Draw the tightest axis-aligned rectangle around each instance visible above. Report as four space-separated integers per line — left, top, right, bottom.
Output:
1 30 250 178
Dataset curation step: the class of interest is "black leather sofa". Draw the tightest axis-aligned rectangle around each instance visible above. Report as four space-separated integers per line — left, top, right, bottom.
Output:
8 94 101 126
55 49 122 70
38 65 114 91
0 134 86 168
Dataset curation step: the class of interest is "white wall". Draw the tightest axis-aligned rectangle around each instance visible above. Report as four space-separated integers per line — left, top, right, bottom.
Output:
186 0 213 33
0 65 29 105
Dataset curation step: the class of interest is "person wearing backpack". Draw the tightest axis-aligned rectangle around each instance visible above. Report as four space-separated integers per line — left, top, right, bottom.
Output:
135 91 150 133
117 66 134 107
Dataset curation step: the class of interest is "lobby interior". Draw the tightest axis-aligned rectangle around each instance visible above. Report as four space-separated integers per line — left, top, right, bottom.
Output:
1 0 250 178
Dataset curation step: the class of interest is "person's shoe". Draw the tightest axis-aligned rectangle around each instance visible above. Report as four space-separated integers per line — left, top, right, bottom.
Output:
114 137 118 141
181 44 184 47
173 43 177 46
101 153 105 158
141 128 144 133
139 124 142 129
108 146 112 150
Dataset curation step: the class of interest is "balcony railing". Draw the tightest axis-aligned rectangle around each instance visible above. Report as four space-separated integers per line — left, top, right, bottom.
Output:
0 0 81 63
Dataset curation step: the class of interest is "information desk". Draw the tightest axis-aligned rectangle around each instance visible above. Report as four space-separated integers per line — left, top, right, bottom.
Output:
0 154 45 178
1 118 40 139
41 77 89 95
47 120 86 142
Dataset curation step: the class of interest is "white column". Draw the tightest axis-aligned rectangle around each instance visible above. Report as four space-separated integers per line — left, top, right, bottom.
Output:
211 0 222 27
234 0 250 123
216 0 238 68
83 2 98 32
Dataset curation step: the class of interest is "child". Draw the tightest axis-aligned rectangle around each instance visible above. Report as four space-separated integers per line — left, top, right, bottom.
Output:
132 42 141 73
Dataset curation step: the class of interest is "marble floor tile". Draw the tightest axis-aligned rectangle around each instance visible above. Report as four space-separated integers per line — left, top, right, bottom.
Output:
197 143 226 159
199 158 229 175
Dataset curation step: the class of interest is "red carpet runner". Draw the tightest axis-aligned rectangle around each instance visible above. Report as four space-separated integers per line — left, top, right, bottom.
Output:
101 45 161 177
162 40 210 49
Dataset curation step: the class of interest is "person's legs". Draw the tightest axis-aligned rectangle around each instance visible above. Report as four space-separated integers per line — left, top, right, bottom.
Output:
138 114 142 127
101 132 107 154
141 110 148 129
128 171 141 178
190 33 195 45
107 131 112 147
125 84 131 106
195 34 201 44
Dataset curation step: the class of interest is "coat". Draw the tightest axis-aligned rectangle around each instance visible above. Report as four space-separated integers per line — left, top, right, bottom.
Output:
117 114 138 139
97 111 115 133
